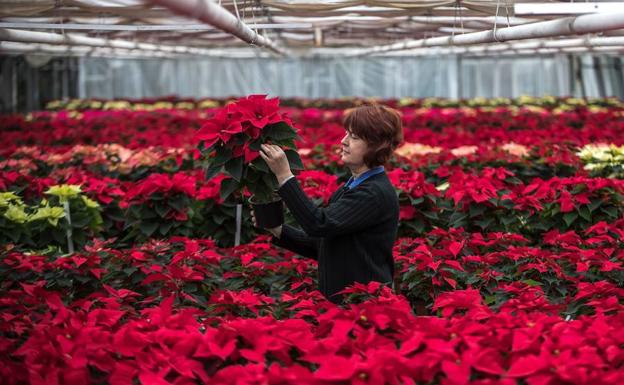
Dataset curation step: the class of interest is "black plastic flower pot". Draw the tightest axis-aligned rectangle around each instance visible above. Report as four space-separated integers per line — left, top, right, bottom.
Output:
250 196 284 229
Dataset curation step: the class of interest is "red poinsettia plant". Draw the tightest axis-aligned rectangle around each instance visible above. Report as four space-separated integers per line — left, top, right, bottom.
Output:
195 95 303 203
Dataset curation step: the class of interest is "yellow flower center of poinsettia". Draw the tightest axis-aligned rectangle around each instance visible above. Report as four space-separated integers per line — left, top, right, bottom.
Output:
45 185 82 203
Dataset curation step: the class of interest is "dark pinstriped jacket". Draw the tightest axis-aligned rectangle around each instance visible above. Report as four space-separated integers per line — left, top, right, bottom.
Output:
272 172 399 303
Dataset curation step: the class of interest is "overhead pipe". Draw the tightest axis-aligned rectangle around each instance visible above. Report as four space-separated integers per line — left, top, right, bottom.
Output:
147 0 288 56
381 36 624 56
306 36 624 58
0 41 173 58
379 45 624 58
495 36 624 50
0 41 274 59
0 22 313 32
0 28 239 56
0 28 189 53
349 11 624 56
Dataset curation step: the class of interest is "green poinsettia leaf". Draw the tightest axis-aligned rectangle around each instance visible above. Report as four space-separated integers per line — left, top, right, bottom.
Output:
205 165 222 180
285 149 304 170
249 139 263 151
225 156 244 181
251 157 269 173
265 122 297 141
220 178 239 201
139 221 158 237
213 147 232 166
271 138 297 148
563 212 578 227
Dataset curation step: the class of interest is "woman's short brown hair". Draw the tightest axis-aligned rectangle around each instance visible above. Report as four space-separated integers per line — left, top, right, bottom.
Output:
343 104 403 168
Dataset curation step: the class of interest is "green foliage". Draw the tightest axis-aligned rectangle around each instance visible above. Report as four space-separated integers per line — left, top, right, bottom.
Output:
0 187 102 251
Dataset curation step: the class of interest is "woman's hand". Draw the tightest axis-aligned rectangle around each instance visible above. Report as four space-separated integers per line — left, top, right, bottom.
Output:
250 208 282 238
260 144 293 185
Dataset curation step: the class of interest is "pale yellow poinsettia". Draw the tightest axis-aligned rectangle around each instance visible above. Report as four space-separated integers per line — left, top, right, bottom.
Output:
0 192 23 208
4 204 28 224
45 185 82 203
28 205 66 226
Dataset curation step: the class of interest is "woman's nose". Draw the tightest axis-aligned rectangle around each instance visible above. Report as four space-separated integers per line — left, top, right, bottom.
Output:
341 134 348 145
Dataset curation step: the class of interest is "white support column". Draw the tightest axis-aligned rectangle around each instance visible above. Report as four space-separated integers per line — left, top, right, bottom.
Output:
148 0 288 56
349 12 624 56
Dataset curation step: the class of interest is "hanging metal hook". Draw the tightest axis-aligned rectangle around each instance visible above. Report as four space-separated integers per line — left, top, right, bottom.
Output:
492 0 503 43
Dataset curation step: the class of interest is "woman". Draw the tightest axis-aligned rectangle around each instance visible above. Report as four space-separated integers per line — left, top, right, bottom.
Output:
257 104 403 303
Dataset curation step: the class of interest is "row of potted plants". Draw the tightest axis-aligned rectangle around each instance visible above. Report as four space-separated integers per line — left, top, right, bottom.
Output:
1 228 622 384
1 95 623 384
42 95 624 111
2 165 623 249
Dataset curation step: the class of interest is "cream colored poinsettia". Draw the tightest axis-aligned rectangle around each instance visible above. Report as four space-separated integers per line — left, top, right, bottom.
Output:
451 145 478 157
175 102 195 110
436 181 450 192
398 98 415 107
395 143 443 158
501 142 530 157
198 99 219 108
516 95 537 105
577 143 624 177
565 97 586 106
103 100 131 110
520 105 547 114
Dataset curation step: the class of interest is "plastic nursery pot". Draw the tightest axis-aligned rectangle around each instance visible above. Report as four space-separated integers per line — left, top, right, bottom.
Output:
249 195 284 229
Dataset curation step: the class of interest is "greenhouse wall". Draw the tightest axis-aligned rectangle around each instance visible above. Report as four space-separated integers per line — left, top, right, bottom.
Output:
76 55 623 100
1 54 623 113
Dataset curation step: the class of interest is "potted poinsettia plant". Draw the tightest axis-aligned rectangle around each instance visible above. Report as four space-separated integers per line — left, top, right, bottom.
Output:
196 95 303 228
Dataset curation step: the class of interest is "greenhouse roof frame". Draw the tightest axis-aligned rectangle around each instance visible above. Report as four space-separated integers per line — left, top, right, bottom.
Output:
0 0 623 58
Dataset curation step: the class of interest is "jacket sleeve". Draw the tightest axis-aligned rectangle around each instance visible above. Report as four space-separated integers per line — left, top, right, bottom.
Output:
277 177 381 238
272 224 320 260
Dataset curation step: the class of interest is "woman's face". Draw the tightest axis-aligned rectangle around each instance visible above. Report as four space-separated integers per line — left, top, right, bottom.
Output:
340 128 369 169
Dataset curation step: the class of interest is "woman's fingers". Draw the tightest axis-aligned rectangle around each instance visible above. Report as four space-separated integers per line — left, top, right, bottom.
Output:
250 210 258 227
260 144 273 156
270 144 284 156
261 143 283 158
260 145 275 160
260 144 290 178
